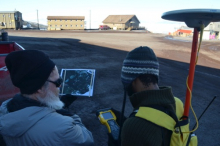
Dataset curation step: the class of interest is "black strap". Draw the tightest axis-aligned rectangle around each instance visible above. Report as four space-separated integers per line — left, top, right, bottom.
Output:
186 133 193 146
118 90 127 146
175 118 189 128
0 134 6 146
128 109 138 118
161 127 165 146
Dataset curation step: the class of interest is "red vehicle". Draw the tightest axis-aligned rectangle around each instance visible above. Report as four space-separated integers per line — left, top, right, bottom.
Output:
99 25 110 30
0 41 24 104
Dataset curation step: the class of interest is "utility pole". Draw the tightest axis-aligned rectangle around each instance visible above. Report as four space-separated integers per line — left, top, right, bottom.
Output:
37 10 39 30
90 10 91 29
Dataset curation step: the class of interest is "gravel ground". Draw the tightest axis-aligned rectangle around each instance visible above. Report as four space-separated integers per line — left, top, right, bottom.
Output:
4 30 220 146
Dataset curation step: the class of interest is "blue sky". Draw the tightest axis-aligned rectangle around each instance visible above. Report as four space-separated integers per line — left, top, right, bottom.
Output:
1 0 220 33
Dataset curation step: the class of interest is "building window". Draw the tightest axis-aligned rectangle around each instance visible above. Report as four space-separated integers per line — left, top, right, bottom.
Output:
81 25 83 27
8 14 10 17
3 15 4 17
50 25 52 27
76 20 77 21
66 25 68 27
65 20 67 21
60 25 62 27
70 25 72 27
55 20 57 21
60 20 62 21
70 20 72 21
76 25 77 27
55 25 57 27
81 20 83 21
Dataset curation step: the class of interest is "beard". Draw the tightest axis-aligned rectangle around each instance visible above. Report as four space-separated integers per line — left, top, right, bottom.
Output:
36 90 64 110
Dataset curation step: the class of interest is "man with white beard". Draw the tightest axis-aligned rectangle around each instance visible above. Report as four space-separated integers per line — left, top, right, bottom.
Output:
0 50 94 146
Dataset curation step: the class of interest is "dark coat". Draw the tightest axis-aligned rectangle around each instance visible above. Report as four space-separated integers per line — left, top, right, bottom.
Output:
121 87 177 146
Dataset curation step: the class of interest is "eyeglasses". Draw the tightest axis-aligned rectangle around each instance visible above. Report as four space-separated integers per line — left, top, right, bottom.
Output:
47 77 63 87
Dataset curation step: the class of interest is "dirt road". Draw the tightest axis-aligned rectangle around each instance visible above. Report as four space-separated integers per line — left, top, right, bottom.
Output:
7 30 220 146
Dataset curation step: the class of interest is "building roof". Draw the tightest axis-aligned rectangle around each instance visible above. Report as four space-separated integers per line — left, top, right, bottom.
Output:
47 16 85 20
0 11 21 14
176 29 192 34
102 15 140 24
180 26 193 30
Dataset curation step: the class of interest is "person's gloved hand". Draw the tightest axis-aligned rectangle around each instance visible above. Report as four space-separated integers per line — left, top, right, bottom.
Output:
60 94 78 109
108 133 120 146
111 108 127 126
107 108 127 146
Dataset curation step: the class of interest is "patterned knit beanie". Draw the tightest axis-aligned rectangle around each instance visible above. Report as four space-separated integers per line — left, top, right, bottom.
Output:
5 50 55 94
121 46 159 89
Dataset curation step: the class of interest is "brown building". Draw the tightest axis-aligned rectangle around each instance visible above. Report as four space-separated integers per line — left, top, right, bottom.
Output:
0 11 23 30
173 29 193 37
47 16 85 30
102 15 140 30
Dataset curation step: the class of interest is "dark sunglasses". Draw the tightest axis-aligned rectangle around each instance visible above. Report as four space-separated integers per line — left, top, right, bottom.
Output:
47 77 63 87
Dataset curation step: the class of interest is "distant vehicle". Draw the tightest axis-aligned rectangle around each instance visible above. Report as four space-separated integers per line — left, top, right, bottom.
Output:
23 23 32 29
27 23 32 28
99 25 110 30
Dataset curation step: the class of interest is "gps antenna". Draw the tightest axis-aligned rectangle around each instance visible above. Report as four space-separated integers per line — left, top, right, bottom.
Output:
192 95 217 130
119 89 127 139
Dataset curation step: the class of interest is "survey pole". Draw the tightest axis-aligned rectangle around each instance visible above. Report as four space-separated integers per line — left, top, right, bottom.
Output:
183 28 199 117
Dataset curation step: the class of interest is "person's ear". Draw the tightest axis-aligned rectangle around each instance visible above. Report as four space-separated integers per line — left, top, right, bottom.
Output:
132 78 144 92
37 88 44 94
37 84 47 95
132 78 138 92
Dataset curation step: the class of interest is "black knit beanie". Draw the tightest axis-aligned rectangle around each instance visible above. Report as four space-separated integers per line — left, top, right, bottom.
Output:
121 46 159 89
5 50 55 94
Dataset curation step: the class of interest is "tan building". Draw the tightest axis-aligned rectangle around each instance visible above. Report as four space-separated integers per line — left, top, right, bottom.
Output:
0 11 23 30
47 16 85 30
102 15 140 30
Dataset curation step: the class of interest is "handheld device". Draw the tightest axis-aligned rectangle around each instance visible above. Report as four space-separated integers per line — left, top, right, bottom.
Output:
96 108 120 141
